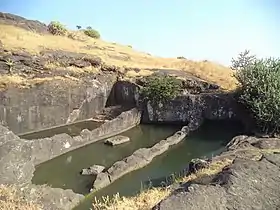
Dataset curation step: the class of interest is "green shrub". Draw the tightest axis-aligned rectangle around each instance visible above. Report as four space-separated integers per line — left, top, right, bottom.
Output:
84 26 100 39
47 21 67 35
140 75 182 102
232 50 280 134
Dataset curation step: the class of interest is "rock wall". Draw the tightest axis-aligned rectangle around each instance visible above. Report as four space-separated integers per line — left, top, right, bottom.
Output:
142 93 247 131
28 108 141 165
0 108 141 209
0 125 84 209
153 136 280 210
0 74 116 134
106 80 140 107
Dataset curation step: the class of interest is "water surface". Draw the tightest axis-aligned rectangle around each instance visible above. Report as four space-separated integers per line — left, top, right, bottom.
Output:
32 124 180 194
75 120 244 210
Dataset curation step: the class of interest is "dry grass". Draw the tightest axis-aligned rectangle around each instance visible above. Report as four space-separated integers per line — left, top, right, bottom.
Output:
0 74 79 90
0 24 237 90
125 69 154 78
0 185 42 210
92 158 233 210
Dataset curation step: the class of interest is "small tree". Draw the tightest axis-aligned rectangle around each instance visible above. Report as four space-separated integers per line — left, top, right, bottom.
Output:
232 50 280 135
140 75 182 102
84 26 101 39
76 25 82 30
47 21 67 35
231 49 256 71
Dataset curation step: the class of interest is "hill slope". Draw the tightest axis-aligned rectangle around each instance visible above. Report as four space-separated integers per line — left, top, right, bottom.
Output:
0 12 237 90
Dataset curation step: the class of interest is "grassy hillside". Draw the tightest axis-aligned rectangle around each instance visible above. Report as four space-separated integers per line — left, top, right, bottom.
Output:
0 24 237 90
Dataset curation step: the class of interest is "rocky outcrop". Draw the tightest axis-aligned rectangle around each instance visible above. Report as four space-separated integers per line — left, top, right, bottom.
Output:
81 164 105 176
0 107 141 209
0 126 34 186
92 126 192 191
142 93 245 131
17 184 84 210
0 124 84 210
104 135 130 146
153 136 280 210
0 73 116 134
27 108 141 165
0 12 49 34
106 80 140 107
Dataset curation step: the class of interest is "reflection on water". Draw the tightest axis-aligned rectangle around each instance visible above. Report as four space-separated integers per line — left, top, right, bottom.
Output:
19 120 102 139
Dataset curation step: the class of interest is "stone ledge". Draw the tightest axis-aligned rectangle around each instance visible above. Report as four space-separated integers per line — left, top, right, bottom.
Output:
92 126 190 191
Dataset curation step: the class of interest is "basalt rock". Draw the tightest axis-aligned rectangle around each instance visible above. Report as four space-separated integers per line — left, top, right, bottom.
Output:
0 12 49 34
104 135 130 146
81 164 105 175
92 126 188 191
0 124 84 210
142 93 240 130
153 136 280 210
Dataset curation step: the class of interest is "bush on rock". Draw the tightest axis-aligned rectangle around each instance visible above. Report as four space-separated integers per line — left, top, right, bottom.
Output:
47 21 67 35
231 50 280 135
84 26 101 39
140 74 182 102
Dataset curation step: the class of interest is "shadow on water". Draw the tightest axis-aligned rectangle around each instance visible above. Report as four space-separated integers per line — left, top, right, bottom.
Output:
74 119 245 210
19 120 103 139
32 124 180 194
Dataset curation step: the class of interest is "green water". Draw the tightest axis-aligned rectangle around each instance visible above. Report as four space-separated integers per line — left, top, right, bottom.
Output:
32 124 180 194
19 120 102 139
74 120 244 210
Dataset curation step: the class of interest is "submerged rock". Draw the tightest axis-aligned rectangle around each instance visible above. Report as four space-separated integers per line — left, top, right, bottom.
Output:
104 135 130 146
80 164 105 175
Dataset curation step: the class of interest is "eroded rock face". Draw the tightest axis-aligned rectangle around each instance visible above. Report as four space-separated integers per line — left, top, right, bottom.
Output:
153 137 280 210
142 93 240 130
0 12 49 34
0 73 116 134
25 108 141 165
0 124 84 210
0 127 34 185
19 184 84 210
81 164 105 175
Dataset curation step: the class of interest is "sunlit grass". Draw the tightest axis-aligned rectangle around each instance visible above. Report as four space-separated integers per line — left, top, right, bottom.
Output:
0 24 237 90
0 185 42 210
91 147 280 210
91 158 233 210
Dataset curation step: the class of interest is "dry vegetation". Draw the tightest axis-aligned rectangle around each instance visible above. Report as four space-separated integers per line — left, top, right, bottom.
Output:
91 147 280 210
0 185 41 210
92 158 233 210
0 24 237 90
